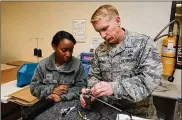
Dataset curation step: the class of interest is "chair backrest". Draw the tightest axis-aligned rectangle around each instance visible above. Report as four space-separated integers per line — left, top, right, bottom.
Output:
80 52 94 64
82 64 91 79
80 52 94 79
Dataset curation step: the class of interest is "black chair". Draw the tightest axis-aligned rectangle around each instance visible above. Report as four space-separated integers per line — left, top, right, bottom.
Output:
21 99 54 120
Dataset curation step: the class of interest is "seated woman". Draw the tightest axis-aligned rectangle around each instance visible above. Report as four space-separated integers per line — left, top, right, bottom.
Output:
30 30 87 102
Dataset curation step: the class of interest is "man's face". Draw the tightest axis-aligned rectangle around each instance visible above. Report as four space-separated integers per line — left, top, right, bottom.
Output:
53 39 74 63
92 16 121 44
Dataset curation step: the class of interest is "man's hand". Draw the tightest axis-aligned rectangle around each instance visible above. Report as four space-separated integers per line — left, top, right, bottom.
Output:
80 88 94 108
91 81 113 97
80 88 87 108
52 85 68 96
47 94 61 102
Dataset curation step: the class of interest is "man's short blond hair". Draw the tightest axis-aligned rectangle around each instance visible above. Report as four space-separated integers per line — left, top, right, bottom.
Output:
91 5 119 23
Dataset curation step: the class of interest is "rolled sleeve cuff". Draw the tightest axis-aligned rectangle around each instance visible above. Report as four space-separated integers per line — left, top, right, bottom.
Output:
109 82 127 99
60 93 77 101
49 86 55 94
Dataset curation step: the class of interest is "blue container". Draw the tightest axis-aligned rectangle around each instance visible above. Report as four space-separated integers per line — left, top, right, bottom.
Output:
17 63 38 87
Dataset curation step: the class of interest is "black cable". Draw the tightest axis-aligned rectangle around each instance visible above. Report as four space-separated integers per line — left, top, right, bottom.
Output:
154 20 180 42
155 83 170 92
154 34 168 42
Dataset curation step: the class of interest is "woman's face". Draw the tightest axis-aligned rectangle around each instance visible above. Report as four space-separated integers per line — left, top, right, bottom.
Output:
53 38 74 63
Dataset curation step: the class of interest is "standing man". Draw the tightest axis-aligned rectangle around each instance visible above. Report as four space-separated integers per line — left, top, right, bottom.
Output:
80 5 162 119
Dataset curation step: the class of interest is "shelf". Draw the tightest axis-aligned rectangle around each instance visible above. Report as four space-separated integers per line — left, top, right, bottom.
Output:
175 13 182 17
176 4 182 8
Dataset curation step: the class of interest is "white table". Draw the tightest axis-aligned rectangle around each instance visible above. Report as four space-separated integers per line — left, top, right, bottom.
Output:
116 113 149 120
1 80 25 103
153 79 181 99
1 64 21 103
152 79 181 120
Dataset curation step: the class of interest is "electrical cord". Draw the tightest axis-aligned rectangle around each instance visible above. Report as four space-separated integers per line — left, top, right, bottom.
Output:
89 95 133 119
80 94 133 120
154 83 170 92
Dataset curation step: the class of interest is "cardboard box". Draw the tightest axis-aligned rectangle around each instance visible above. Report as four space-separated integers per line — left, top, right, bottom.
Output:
8 86 39 106
1 67 20 84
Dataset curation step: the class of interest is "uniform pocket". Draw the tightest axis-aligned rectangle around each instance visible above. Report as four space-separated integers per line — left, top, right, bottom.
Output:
43 79 58 84
98 56 111 72
100 63 111 72
60 79 75 87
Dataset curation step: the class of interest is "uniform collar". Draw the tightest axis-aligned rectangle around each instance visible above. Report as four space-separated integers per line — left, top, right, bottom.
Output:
108 28 128 57
45 52 75 73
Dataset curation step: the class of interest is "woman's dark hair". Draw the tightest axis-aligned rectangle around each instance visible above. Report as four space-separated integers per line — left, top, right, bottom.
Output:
52 31 76 46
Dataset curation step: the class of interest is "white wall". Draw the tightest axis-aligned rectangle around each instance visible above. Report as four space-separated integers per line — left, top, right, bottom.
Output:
1 2 171 61
2 2 181 92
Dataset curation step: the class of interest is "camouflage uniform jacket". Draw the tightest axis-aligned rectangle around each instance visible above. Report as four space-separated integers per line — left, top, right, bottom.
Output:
30 52 87 101
88 29 162 119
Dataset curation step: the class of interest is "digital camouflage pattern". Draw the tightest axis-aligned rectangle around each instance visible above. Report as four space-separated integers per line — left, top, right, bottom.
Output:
30 53 87 101
88 29 162 119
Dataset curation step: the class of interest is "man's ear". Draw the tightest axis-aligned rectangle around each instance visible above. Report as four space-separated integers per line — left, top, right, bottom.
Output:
52 44 56 50
116 16 121 26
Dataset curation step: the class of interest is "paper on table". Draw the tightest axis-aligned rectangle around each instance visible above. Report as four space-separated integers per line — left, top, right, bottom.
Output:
116 114 150 120
1 80 24 103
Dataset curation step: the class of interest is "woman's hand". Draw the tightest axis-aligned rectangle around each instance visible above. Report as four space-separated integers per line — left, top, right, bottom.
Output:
47 94 62 102
53 85 68 95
